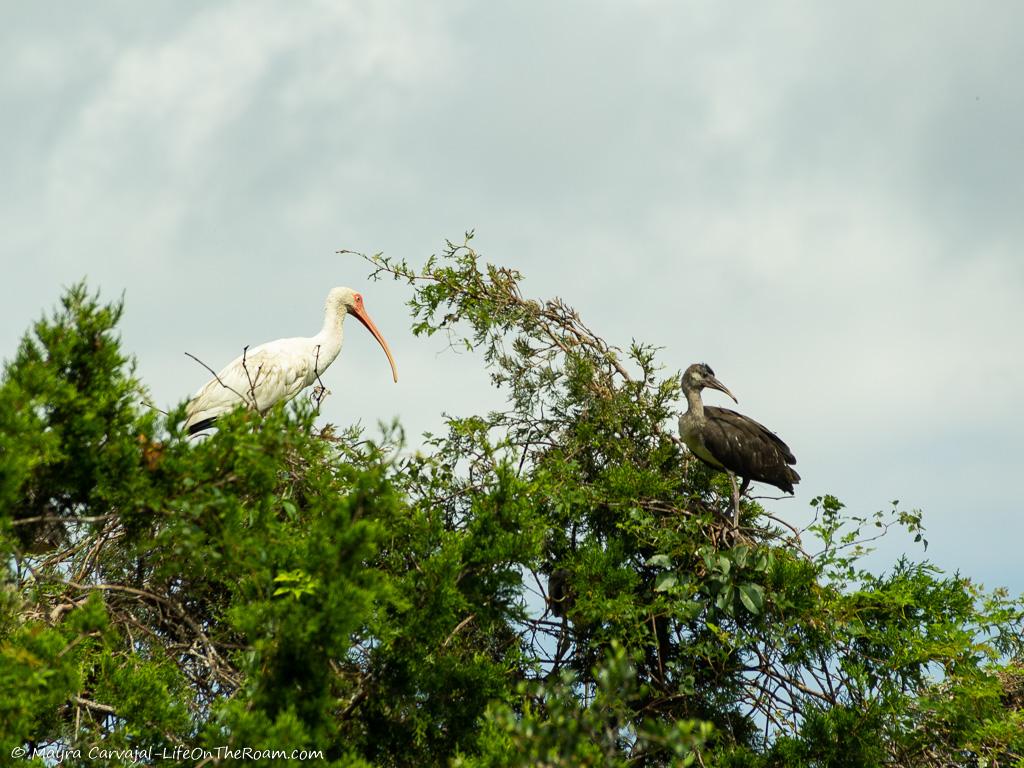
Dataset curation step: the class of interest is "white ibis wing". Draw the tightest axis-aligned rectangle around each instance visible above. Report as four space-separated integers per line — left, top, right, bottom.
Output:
184 340 316 428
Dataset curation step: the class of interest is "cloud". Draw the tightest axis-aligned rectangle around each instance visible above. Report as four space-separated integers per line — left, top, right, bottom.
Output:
17 3 448 274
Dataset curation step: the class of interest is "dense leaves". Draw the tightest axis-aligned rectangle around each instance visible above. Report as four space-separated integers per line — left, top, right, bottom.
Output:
2 249 1023 766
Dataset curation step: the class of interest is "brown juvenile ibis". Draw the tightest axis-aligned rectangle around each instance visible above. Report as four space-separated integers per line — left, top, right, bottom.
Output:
678 363 799 525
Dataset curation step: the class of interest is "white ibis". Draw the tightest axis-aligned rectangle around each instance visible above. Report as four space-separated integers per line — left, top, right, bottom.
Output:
678 363 799 525
183 287 397 434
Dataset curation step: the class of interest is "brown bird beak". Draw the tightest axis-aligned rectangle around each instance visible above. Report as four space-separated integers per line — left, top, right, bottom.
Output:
350 303 399 383
706 375 738 404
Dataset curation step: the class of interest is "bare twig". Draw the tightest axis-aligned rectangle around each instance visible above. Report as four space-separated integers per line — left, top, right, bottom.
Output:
442 614 477 648
73 695 117 717
185 351 248 401
12 514 115 527
310 343 330 411
240 345 264 412
56 579 240 691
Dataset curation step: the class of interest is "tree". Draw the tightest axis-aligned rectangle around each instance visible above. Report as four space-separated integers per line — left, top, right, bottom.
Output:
2 238 1022 767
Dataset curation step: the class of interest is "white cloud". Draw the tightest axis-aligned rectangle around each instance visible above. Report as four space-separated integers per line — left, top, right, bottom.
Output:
32 1 454 273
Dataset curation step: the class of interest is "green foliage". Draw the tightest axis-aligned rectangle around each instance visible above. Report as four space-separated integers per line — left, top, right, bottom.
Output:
2 252 1023 767
456 642 713 767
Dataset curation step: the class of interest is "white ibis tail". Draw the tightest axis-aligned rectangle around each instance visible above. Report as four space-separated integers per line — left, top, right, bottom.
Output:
184 287 397 434
678 363 799 525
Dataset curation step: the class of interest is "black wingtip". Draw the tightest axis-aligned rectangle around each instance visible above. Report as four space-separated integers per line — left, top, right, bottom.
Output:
187 417 217 435
780 468 801 494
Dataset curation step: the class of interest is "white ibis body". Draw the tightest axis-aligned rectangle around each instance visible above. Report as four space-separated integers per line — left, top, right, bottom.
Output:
678 363 799 524
184 287 397 434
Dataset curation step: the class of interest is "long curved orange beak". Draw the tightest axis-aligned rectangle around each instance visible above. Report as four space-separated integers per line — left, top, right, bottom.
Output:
350 301 398 382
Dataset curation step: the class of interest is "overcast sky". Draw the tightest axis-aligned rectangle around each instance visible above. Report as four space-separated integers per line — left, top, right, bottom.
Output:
3 2 1022 593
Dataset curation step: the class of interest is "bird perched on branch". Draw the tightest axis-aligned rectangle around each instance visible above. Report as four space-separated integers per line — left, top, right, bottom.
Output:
678 363 799 525
184 287 397 434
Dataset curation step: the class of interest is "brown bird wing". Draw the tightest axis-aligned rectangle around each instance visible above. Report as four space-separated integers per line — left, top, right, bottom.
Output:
702 406 800 493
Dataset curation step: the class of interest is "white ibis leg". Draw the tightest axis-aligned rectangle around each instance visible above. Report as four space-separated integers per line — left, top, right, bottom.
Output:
729 472 740 527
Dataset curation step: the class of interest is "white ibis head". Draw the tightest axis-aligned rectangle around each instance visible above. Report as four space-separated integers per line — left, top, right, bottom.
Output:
682 363 737 403
328 287 399 383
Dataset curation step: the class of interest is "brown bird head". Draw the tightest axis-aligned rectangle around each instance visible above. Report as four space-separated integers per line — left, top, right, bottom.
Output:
682 362 738 403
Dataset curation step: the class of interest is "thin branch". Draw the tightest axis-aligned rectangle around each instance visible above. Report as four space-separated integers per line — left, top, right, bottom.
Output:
240 345 263 412
185 351 248 401
73 695 117 717
57 579 239 690
12 513 115 527
442 614 477 648
310 343 330 411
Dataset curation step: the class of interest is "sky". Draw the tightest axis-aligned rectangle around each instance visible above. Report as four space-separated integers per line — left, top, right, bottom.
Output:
3 2 1022 594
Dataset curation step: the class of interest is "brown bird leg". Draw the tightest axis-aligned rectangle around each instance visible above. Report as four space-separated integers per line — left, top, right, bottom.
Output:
730 472 741 527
